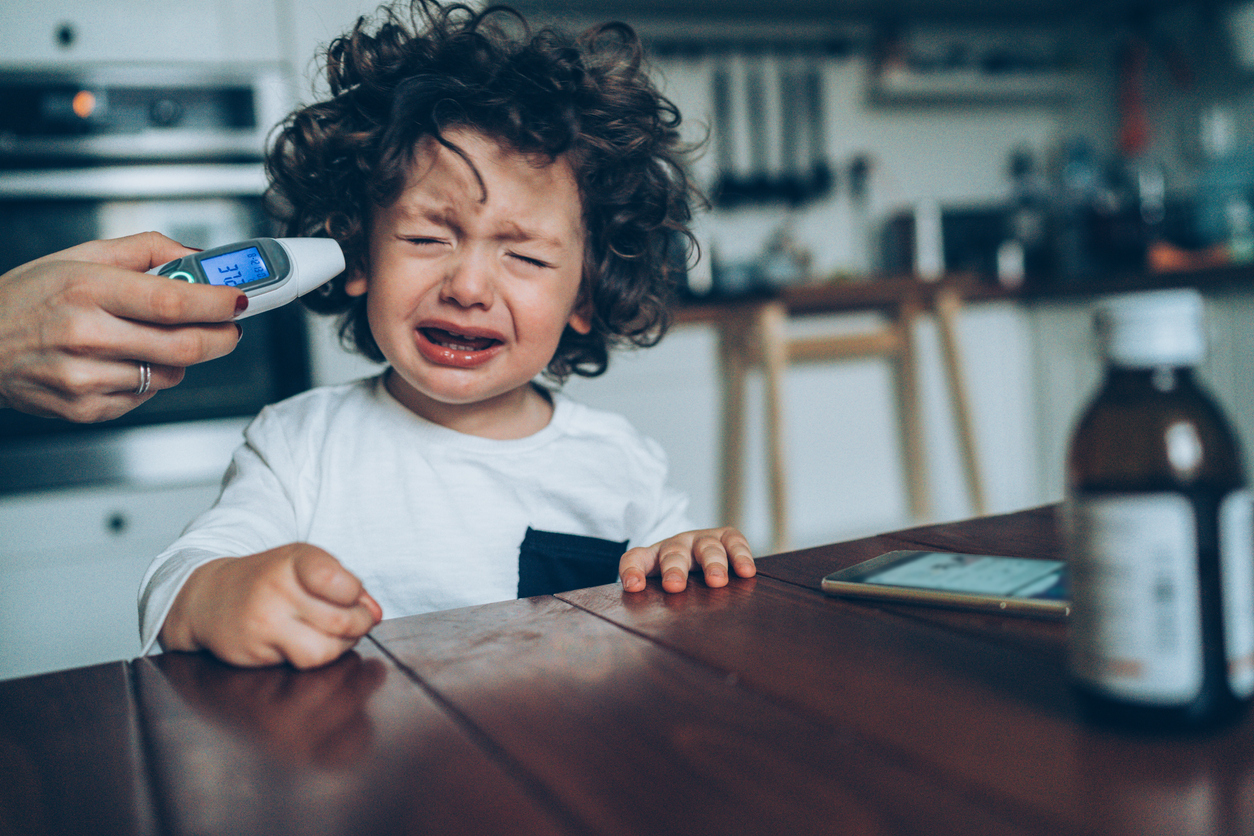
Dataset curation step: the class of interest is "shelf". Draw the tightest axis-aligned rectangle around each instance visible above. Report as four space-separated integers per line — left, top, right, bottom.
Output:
868 68 1082 104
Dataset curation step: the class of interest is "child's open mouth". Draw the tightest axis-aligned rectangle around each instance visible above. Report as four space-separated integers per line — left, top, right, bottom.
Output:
415 326 504 368
420 327 501 353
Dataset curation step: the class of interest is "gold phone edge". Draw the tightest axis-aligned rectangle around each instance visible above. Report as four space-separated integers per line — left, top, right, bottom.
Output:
819 579 1071 620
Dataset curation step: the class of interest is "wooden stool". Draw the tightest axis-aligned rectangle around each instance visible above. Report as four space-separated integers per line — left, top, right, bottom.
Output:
687 278 987 554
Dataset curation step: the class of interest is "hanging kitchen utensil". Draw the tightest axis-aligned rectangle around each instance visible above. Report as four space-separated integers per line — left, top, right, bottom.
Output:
712 61 743 208
777 57 806 206
804 66 835 201
744 59 771 203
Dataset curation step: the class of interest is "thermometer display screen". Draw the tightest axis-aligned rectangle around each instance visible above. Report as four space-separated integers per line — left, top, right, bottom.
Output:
200 246 271 287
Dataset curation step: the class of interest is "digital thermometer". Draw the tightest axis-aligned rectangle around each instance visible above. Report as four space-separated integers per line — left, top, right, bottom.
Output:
149 237 345 319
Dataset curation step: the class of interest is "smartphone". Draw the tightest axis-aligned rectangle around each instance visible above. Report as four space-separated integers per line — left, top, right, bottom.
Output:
821 549 1070 619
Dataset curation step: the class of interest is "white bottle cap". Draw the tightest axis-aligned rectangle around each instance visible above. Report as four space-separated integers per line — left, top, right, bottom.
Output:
1095 288 1206 368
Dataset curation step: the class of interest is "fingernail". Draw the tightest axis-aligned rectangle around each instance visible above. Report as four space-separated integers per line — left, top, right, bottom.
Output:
708 565 727 580
234 294 249 315
234 323 243 341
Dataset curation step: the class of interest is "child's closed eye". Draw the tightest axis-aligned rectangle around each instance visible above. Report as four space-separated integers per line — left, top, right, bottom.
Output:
508 252 554 270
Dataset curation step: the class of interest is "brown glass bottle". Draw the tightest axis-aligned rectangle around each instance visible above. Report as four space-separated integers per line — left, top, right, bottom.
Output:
1065 290 1254 729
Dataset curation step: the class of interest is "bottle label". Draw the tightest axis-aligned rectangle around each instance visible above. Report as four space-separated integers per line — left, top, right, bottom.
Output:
1070 493 1203 704
1221 490 1254 697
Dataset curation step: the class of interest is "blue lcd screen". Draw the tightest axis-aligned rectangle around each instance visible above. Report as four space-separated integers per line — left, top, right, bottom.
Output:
200 246 270 287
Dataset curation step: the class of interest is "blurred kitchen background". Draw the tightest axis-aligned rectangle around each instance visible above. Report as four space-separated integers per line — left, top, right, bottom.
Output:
3 0 1254 679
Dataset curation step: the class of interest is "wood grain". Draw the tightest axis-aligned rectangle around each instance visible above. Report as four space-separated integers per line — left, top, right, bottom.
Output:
372 593 1053 836
561 566 1254 836
132 646 572 836
0 662 155 836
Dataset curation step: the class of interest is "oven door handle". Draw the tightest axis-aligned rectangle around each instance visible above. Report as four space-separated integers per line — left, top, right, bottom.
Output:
0 163 267 199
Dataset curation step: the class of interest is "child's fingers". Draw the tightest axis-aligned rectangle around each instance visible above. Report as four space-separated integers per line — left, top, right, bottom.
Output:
619 528 757 594
294 546 373 609
295 593 380 640
690 531 730 586
720 528 756 579
359 589 384 623
619 540 691 592
690 528 754 587
272 619 366 670
618 544 659 592
656 538 696 593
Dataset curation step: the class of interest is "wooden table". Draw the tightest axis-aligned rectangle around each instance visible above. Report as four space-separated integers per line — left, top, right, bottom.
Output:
4 506 1252 836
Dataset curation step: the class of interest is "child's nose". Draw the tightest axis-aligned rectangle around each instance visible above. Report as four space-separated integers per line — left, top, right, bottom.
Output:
439 247 494 309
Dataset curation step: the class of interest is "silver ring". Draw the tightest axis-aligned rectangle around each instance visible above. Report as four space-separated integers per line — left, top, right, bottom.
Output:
134 361 151 396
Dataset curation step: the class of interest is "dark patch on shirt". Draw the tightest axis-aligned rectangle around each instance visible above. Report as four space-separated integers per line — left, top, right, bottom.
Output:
517 527 628 598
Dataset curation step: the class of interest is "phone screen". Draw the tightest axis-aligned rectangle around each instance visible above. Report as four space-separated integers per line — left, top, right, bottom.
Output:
862 552 1067 600
822 550 1069 618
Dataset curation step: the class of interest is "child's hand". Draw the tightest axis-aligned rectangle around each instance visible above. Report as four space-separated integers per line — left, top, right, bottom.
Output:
619 527 755 594
160 543 383 669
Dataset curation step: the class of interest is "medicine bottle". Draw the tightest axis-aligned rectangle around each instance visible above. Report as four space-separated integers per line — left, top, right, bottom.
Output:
1065 288 1254 728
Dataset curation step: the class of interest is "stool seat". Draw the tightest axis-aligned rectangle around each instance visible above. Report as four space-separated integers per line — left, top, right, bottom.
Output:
679 277 991 554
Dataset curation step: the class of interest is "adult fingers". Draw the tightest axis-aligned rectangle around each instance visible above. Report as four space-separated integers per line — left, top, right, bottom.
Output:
35 355 185 400
5 359 180 423
31 262 243 366
99 269 246 327
31 231 193 273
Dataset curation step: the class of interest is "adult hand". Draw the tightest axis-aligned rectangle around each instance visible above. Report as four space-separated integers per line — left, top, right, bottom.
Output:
0 231 247 422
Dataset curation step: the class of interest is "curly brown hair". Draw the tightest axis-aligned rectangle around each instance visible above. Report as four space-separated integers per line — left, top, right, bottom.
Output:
265 0 697 380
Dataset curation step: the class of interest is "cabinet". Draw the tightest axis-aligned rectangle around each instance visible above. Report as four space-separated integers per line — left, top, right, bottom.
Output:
0 1 282 66
0 481 224 681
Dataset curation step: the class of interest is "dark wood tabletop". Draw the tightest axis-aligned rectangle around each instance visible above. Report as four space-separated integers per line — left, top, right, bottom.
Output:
4 505 1252 836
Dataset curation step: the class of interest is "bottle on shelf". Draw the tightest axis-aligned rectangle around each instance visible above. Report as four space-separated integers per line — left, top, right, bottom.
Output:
1065 288 1254 729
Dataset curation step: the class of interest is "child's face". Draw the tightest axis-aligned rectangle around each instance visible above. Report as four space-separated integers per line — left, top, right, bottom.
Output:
347 128 590 429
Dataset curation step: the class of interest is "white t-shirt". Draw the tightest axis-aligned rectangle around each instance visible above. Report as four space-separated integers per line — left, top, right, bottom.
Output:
138 376 692 653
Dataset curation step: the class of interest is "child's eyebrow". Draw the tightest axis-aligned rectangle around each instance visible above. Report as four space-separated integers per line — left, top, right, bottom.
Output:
494 220 568 250
394 201 456 229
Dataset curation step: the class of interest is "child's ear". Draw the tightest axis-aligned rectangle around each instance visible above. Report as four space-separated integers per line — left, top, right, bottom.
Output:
344 269 369 297
567 302 593 335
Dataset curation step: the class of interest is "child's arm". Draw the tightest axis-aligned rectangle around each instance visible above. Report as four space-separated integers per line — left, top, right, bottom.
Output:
158 543 383 669
619 527 755 593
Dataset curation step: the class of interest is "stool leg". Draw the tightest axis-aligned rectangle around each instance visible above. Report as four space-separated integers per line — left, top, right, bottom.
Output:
758 301 789 553
934 287 987 516
893 300 931 521
718 316 749 533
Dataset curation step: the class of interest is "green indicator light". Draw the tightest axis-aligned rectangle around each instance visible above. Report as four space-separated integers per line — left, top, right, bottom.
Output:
170 271 196 283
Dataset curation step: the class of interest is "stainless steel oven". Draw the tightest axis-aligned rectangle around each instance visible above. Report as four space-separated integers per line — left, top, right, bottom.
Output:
0 65 311 493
